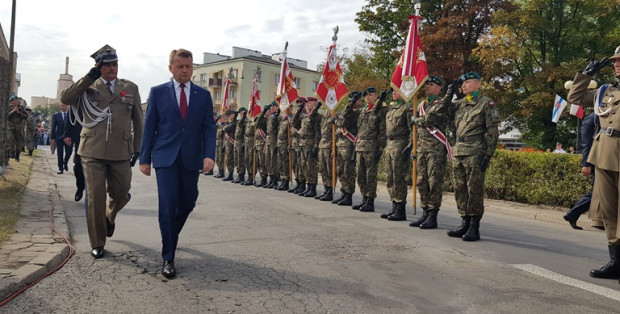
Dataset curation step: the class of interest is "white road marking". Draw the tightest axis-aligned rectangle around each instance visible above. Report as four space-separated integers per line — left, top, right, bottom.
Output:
512 264 620 301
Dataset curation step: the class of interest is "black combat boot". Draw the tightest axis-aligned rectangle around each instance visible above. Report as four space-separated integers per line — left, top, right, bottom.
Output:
222 172 234 181
352 197 367 210
270 175 280 189
332 192 346 204
304 184 317 198
447 216 471 238
320 187 333 201
590 245 620 279
381 201 398 219
388 202 407 221
262 176 272 188
359 198 375 212
15 151 20 162
277 180 289 191
256 175 267 187
315 185 328 199
338 193 353 206
409 207 429 227
232 174 243 183
242 176 253 186
295 181 306 194
299 182 311 196
214 170 224 178
288 180 299 193
419 209 439 229
462 217 481 241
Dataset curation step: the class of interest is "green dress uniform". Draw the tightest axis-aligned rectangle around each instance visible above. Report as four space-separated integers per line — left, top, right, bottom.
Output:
243 118 256 185
215 122 226 177
567 57 620 280
316 114 337 201
60 73 144 250
445 77 500 242
265 111 280 187
333 101 359 205
354 102 387 212
233 113 247 183
254 110 268 186
293 105 321 197
223 119 237 181
276 113 292 190
383 99 413 221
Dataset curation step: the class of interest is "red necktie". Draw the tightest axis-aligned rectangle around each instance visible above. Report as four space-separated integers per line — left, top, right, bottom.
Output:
180 83 187 119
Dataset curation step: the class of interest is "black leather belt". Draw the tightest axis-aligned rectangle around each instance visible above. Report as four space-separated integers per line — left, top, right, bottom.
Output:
599 128 620 137
457 134 484 142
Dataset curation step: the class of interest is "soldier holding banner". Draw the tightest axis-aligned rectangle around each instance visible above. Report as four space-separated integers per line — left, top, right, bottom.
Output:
254 106 270 187
290 98 307 194
294 97 321 198
276 105 293 190
332 92 361 206
315 111 337 201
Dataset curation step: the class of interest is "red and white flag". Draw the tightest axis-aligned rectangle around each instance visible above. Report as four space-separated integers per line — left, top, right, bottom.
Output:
316 44 347 113
276 52 298 110
569 104 584 119
391 14 428 102
249 77 262 118
221 78 232 114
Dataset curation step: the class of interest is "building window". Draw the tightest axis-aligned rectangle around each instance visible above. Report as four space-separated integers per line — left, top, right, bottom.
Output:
214 90 221 100
274 74 280 86
231 69 238 79
256 71 262 82
312 81 318 91
230 88 237 98
294 78 301 89
200 73 206 81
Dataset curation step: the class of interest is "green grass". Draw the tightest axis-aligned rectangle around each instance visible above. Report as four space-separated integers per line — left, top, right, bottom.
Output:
0 151 34 242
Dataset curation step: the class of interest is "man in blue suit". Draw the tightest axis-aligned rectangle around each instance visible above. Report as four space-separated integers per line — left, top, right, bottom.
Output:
50 103 73 174
140 49 216 278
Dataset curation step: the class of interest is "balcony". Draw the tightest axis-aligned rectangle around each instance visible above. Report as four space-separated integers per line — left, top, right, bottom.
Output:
209 78 223 87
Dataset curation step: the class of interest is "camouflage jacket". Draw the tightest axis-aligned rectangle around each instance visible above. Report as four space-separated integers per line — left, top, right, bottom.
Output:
385 99 412 147
254 111 268 147
293 106 321 150
355 102 387 152
277 114 292 147
319 114 337 149
334 103 359 148
417 95 449 154
447 92 500 157
266 112 279 146
234 113 247 144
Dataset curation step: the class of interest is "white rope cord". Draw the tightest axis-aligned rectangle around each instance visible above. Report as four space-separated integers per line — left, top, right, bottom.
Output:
594 84 613 117
68 91 113 141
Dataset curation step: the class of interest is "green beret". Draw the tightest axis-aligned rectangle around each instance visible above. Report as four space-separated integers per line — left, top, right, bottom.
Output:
225 110 235 116
427 76 442 86
363 87 377 96
270 101 278 107
238 107 247 112
9 95 18 101
462 72 480 81
349 91 361 99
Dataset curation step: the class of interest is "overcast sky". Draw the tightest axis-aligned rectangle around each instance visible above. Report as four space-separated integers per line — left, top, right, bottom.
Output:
0 0 369 103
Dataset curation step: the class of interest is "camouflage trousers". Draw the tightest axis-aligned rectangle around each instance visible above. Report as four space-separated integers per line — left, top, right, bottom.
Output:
302 147 318 184
356 151 378 198
6 125 24 154
385 140 409 203
254 144 267 177
215 141 225 172
417 149 447 209
336 145 355 194
277 143 290 180
318 147 333 187
234 140 246 176
293 148 305 182
244 138 254 179
453 154 486 217
225 141 235 175
265 144 278 177
25 134 35 152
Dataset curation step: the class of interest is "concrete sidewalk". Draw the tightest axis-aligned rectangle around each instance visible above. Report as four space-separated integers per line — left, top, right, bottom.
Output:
0 148 589 303
0 149 71 303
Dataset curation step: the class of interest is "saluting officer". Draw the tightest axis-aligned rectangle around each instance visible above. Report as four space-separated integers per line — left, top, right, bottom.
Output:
294 97 321 197
409 76 449 229
567 46 620 280
332 92 361 206
60 45 144 258
353 87 388 212
444 72 500 242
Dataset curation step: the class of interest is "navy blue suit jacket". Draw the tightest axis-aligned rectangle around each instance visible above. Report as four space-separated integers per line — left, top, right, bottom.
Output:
140 80 216 170
50 111 67 141
580 112 599 168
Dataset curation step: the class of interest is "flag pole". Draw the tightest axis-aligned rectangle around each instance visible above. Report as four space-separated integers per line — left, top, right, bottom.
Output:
332 121 336 189
288 120 293 183
412 94 418 216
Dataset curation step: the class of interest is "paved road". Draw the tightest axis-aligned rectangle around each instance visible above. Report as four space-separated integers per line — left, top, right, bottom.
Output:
2 152 619 313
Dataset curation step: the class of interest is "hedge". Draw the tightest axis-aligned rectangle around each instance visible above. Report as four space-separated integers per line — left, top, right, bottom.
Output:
377 150 590 208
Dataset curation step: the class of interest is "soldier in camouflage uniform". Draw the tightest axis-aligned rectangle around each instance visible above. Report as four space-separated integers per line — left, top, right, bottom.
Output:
382 89 413 221
409 76 449 229
290 98 307 193
6 96 28 162
214 115 226 178
445 72 500 242
264 102 280 188
353 87 388 212
276 105 294 191
332 92 361 206
242 112 256 185
293 97 321 198
315 111 337 201
25 107 37 156
254 106 270 186
222 110 237 181
233 108 248 183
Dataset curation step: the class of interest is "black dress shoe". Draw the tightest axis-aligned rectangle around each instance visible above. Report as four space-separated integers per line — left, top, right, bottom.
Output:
75 188 84 202
106 218 115 237
563 215 583 230
91 247 104 259
57 170 63 174
64 164 69 171
162 260 176 278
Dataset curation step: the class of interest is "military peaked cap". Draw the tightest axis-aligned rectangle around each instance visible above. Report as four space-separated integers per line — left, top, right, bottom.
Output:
91 44 118 63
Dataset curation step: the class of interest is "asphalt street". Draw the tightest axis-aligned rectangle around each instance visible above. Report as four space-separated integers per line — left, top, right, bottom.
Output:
1 150 619 313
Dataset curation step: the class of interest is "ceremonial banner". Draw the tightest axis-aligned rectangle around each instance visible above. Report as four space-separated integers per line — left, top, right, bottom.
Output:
221 78 232 113
316 44 347 113
569 103 584 119
391 14 428 102
551 94 567 123
276 53 298 110
250 77 262 117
